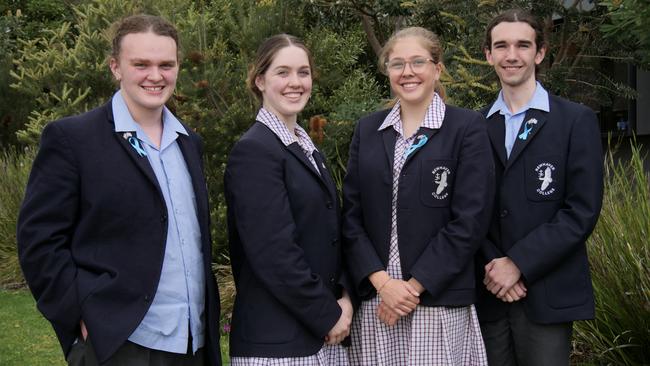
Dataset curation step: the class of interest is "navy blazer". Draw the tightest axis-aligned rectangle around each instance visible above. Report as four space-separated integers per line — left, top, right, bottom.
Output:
225 121 348 357
17 101 221 365
476 94 603 324
342 105 495 307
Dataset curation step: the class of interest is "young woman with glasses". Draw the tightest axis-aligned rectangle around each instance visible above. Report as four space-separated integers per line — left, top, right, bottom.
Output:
342 27 493 365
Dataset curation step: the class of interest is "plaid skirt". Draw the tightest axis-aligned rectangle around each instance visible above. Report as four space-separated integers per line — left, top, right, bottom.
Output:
231 344 349 366
347 297 488 366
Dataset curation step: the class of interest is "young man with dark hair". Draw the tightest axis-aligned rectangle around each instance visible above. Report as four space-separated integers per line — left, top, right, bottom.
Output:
477 9 603 366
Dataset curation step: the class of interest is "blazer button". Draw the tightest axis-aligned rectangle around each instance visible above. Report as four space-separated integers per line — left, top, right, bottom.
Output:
144 294 151 302
329 277 335 284
160 214 167 222
326 201 333 209
500 209 509 218
331 238 338 246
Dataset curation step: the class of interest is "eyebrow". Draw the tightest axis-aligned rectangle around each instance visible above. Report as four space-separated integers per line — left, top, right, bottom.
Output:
272 65 310 71
129 58 177 64
492 40 534 46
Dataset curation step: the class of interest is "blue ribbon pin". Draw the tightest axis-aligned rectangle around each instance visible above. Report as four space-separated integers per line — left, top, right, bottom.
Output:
518 118 538 141
128 136 147 157
405 134 428 158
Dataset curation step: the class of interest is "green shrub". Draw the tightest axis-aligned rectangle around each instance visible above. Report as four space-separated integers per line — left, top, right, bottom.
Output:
0 148 35 289
573 140 650 365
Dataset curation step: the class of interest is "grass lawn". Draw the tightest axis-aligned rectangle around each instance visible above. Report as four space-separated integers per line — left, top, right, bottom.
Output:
0 289 230 365
0 289 64 366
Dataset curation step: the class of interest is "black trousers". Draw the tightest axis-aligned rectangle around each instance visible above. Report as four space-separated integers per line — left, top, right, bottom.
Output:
479 301 573 366
66 337 205 366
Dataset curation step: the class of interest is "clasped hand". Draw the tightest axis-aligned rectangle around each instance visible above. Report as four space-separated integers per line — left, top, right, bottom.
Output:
376 278 421 326
483 257 527 302
325 292 353 345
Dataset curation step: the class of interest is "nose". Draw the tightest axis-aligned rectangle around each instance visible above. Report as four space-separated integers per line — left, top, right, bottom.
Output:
288 71 300 87
505 45 517 61
402 61 415 75
148 67 163 81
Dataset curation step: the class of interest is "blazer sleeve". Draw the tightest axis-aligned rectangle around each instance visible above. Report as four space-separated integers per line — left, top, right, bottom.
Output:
225 137 341 338
341 120 386 297
17 122 82 344
410 113 496 298
507 108 603 284
480 238 504 263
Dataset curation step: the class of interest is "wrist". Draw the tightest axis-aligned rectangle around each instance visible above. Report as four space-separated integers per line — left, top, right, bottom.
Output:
369 271 390 289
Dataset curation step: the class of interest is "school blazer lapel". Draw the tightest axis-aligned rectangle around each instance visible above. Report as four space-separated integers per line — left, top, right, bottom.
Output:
381 127 397 172
176 134 209 233
486 113 507 168
402 127 439 167
312 150 338 200
506 109 548 169
286 143 336 199
110 114 163 198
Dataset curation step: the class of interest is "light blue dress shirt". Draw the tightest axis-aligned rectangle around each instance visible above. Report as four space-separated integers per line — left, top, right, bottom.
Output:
112 91 206 354
487 82 550 157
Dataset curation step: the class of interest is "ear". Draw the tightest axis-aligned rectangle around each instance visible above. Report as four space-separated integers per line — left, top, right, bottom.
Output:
484 47 494 66
432 62 443 80
535 45 546 65
109 57 121 81
255 75 265 92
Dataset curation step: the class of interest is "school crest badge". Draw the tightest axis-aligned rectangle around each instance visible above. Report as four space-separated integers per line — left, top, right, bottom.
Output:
431 166 451 200
535 162 556 195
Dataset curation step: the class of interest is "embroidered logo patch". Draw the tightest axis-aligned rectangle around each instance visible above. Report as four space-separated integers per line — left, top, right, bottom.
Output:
535 162 556 195
431 166 451 199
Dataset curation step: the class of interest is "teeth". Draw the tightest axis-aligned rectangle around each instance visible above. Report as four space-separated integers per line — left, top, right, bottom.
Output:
143 86 163 91
284 92 302 98
402 82 419 88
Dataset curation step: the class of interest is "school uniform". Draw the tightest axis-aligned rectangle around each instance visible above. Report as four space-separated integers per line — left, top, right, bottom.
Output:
342 94 493 365
17 91 221 365
476 83 604 366
225 108 350 365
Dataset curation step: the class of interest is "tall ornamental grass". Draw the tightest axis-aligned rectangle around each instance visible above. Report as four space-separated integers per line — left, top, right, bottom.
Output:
0 148 34 289
574 141 650 365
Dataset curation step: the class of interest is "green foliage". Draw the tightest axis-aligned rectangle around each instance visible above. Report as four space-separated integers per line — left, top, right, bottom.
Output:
0 0 79 146
0 147 34 289
573 139 650 365
601 0 650 68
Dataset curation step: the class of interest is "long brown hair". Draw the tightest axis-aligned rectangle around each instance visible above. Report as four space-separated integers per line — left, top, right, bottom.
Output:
246 34 315 103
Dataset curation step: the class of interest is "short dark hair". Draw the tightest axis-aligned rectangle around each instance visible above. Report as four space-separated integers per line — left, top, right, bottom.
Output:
111 14 179 60
246 34 315 103
483 9 546 52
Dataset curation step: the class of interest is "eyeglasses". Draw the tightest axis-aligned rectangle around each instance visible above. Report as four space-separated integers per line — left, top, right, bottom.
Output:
386 58 436 73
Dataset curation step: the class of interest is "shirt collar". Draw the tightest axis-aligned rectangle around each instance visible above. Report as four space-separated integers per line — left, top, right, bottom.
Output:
378 93 446 132
256 107 317 152
487 81 550 118
112 90 187 138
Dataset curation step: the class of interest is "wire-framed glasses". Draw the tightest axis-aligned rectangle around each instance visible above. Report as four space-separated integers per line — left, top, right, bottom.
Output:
386 57 435 73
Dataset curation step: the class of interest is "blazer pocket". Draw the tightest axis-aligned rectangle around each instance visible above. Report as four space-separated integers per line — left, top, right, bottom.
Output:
241 289 298 344
77 271 111 307
524 155 564 202
420 159 457 207
544 255 589 309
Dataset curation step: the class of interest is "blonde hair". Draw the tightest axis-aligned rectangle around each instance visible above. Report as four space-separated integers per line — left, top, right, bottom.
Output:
378 27 446 100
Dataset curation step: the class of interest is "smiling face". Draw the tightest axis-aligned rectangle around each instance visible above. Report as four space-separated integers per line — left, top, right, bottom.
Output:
387 36 441 109
255 45 312 125
109 31 178 122
485 21 545 92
